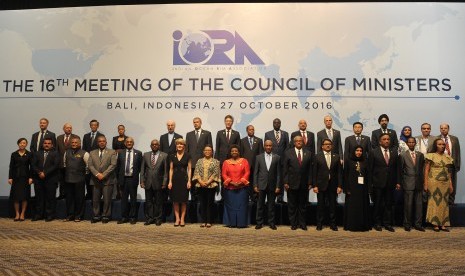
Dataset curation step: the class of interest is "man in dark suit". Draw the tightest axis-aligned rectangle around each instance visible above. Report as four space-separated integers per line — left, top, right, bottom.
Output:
316 115 343 163
399 137 425 232
88 135 117 223
185 117 213 205
264 118 289 203
31 138 60 221
313 139 343 231
56 123 80 200
415 123 435 155
344 122 371 160
240 125 264 202
140 139 169 226
254 140 281 230
30 117 56 153
367 133 400 232
116 137 142 224
283 136 313 231
439 123 461 205
82 119 104 200
290 119 315 155
160 120 183 155
371 114 399 152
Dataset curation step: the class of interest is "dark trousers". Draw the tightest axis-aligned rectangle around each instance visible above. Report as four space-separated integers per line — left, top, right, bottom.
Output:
256 187 276 225
373 186 394 227
403 189 423 228
34 179 57 219
449 167 457 204
145 187 163 222
92 183 113 218
85 174 93 199
198 187 216 224
64 181 85 219
316 189 337 227
121 177 138 219
287 188 307 227
58 168 66 198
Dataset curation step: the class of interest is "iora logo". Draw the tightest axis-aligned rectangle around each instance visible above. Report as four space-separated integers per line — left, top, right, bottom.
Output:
172 30 265 65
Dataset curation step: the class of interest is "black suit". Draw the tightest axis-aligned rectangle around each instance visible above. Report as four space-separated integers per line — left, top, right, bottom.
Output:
30 130 56 153
254 153 281 226
215 129 241 164
32 150 60 219
290 130 315 154
160 132 183 155
313 151 342 227
264 130 289 158
240 136 264 200
344 135 371 160
283 148 313 228
316 129 343 158
82 131 104 199
117 148 143 220
367 147 399 227
371 128 399 152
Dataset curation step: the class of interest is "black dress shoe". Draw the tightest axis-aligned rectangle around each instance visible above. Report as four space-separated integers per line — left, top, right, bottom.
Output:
404 226 411 232
117 218 129 224
130 219 137 225
31 216 43 222
255 224 263 230
102 217 110 224
269 225 277 230
45 217 54 222
291 225 297 230
414 226 425 232
300 225 308 231
316 225 323 231
155 220 162 226
330 225 338 231
385 226 395 232
374 225 382 231
144 221 151 226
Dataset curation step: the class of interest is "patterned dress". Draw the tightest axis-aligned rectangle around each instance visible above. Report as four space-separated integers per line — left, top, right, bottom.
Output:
425 153 454 227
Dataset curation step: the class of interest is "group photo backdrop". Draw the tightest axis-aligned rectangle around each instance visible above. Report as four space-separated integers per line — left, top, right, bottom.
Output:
1 2 464 202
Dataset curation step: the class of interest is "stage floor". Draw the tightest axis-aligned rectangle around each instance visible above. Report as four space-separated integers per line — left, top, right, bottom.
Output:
0 218 464 275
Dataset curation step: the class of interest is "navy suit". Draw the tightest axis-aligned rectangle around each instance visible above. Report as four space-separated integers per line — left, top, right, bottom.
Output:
32 150 60 219
290 130 315 154
254 153 281 226
160 132 183 155
117 148 142 220
344 135 371 160
264 130 289 158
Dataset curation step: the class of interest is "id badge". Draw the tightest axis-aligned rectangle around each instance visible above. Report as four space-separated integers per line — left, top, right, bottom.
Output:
358 176 364 185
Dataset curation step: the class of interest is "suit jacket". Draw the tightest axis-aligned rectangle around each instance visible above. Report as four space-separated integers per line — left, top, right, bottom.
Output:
438 135 461 171
415 135 435 155
83 131 104 153
185 129 213 168
160 132 183 155
88 148 117 186
240 136 264 172
313 151 343 192
56 134 80 156
371 128 399 151
264 130 289 158
30 130 57 153
140 151 169 190
399 150 425 191
112 135 128 151
253 153 281 190
31 150 60 183
215 129 241 162
116 148 142 186
283 148 313 190
316 128 343 158
344 135 371 160
290 130 315 154
367 147 399 189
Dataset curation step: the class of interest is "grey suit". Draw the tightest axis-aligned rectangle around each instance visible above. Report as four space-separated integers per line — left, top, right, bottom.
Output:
399 150 425 228
254 153 281 226
88 148 117 219
439 135 461 204
140 151 168 222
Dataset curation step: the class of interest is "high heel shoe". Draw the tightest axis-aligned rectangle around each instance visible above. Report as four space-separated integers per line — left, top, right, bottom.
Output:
174 221 180 227
440 227 450 232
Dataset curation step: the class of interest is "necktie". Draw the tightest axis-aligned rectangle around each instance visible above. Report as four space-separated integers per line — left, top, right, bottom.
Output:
356 136 361 145
445 137 451 155
384 149 389 165
276 131 280 144
226 130 230 143
297 150 302 166
91 132 95 146
196 130 200 142
325 152 331 168
99 150 103 160
266 154 271 170
249 137 253 149
302 132 307 145
411 152 416 165
151 152 156 166
125 150 131 175
327 129 333 140
64 135 69 146
38 131 45 151
43 151 48 166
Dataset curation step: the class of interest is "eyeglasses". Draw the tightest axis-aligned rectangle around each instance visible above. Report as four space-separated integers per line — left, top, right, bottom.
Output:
322 143 332 146
421 128 431 130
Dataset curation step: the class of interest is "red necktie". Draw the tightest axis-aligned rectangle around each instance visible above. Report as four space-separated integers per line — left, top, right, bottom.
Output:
297 150 302 166
64 135 69 146
384 149 389 165
302 132 307 145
